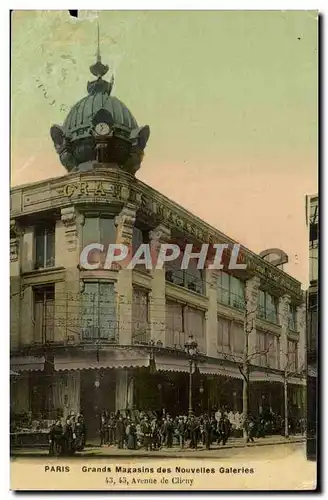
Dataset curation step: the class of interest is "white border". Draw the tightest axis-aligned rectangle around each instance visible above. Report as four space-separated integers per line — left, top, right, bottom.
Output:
2 4 324 499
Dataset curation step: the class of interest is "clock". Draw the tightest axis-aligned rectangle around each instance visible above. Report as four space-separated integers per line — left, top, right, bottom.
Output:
95 122 110 136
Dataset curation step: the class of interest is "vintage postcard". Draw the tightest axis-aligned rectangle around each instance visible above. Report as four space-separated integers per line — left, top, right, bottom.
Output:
10 9 318 491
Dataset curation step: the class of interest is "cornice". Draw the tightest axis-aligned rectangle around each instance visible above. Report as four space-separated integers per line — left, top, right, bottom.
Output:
10 171 302 299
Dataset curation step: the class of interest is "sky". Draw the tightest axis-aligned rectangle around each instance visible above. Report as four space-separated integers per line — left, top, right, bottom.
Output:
11 10 318 286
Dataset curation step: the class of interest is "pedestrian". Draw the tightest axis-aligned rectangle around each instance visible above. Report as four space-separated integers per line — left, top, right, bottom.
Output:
245 416 256 443
108 412 116 445
203 415 212 450
49 420 63 456
116 415 125 449
75 415 86 451
126 418 137 450
62 417 74 456
177 416 186 449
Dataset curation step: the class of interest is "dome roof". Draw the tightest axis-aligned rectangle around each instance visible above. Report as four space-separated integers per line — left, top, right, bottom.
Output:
63 93 138 142
49 41 150 176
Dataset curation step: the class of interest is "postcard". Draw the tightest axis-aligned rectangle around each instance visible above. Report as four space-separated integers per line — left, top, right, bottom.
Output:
10 9 318 491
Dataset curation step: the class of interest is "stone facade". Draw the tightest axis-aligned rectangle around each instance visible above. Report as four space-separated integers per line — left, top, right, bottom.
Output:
10 169 306 420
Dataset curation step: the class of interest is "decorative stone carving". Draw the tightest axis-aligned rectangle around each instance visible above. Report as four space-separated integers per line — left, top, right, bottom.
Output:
279 294 291 330
10 219 22 263
149 224 171 257
61 206 78 251
114 203 137 245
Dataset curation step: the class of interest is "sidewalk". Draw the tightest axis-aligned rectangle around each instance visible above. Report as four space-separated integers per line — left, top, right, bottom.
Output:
11 434 305 458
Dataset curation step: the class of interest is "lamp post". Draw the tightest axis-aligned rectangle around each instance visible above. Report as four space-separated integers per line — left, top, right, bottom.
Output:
184 335 199 417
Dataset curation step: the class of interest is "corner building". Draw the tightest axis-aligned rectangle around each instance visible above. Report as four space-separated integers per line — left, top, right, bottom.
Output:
10 53 306 437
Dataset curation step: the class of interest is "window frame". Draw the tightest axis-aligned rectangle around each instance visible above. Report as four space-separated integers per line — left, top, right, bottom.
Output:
217 271 245 311
33 284 55 343
34 222 56 270
81 280 117 341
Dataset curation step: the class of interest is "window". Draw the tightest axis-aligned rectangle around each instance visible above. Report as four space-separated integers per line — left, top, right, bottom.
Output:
217 271 245 310
166 254 204 295
34 285 55 343
288 304 298 332
217 317 231 353
132 287 150 344
81 282 116 340
232 321 244 355
35 222 55 269
257 290 278 324
132 227 150 272
165 300 184 347
287 340 298 372
308 293 318 352
82 216 116 266
256 331 267 366
185 307 206 353
267 334 278 368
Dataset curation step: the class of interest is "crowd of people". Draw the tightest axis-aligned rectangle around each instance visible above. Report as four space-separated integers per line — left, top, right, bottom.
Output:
48 407 305 455
48 414 86 456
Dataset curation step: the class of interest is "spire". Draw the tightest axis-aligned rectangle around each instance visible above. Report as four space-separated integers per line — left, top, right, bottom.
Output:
88 22 114 95
89 22 109 78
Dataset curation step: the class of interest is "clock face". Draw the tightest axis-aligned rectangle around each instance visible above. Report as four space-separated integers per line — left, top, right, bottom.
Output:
95 122 110 136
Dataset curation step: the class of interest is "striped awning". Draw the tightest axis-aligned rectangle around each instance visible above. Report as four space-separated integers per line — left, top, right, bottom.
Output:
156 357 190 373
198 363 243 379
249 370 284 383
54 349 150 372
11 356 45 372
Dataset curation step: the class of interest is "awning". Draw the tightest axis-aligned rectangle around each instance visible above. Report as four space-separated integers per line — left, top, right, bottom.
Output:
11 356 45 372
54 349 150 372
249 370 283 383
155 357 190 373
199 362 243 379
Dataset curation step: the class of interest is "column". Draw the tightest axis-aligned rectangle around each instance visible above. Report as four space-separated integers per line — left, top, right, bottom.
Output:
60 207 85 343
21 225 34 273
114 203 137 345
10 220 22 349
242 275 260 435
205 269 218 357
297 301 306 370
148 224 171 346
115 369 133 411
278 293 291 437
278 294 291 371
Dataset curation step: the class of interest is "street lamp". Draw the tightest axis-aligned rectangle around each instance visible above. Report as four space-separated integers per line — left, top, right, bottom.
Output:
184 335 199 417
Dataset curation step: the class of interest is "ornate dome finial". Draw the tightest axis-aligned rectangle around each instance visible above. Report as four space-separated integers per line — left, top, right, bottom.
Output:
89 22 109 78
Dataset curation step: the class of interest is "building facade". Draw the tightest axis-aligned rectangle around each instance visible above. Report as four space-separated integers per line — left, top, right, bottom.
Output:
10 51 306 437
306 194 318 458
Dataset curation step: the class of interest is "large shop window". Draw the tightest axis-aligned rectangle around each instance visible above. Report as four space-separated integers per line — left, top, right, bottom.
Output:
82 215 116 266
217 317 231 354
308 293 317 352
81 282 116 340
288 304 298 332
132 227 150 272
165 253 205 295
232 321 244 355
287 340 298 372
35 222 55 269
34 285 55 343
255 331 278 368
258 290 278 324
132 287 150 344
185 306 206 353
217 271 245 310
165 300 184 348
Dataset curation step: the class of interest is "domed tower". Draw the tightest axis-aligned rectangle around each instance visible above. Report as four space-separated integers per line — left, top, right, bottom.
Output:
49 29 150 175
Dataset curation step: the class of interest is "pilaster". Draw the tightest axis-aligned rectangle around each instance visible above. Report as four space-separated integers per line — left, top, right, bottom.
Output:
149 224 171 345
245 276 260 358
114 204 137 345
278 294 291 371
205 269 219 357
297 301 306 370
21 226 34 273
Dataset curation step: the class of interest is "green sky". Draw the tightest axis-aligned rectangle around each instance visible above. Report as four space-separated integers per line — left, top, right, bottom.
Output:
11 10 318 285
